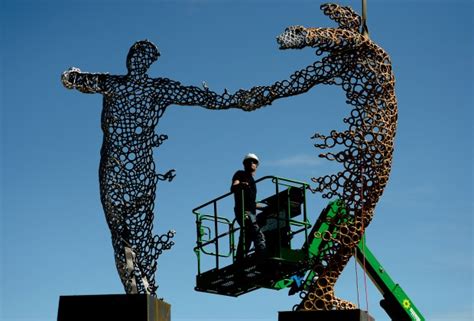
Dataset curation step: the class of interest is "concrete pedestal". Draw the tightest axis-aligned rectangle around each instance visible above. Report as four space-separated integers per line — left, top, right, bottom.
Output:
278 309 374 321
57 294 170 321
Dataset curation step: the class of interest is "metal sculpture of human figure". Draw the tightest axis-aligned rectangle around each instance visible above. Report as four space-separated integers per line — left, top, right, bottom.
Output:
224 3 398 310
61 40 238 295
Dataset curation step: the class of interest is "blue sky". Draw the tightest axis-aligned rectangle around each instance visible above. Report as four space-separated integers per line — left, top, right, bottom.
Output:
1 0 472 320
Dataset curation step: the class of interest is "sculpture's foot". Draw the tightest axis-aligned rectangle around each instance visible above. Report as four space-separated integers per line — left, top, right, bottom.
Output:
333 296 357 310
300 290 356 311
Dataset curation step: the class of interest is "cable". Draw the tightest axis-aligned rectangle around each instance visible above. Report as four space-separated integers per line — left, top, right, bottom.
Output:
360 165 370 313
354 247 361 308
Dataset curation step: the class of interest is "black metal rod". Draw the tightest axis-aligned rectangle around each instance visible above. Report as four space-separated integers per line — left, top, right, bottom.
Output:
213 201 219 269
275 177 281 257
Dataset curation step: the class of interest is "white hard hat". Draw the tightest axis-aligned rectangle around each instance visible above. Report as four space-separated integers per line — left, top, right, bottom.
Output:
243 153 259 164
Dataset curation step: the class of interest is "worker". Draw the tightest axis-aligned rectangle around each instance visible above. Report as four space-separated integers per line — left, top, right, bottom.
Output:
231 153 266 260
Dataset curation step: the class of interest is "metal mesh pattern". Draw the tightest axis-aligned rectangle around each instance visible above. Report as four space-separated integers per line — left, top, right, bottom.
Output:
236 3 397 310
61 40 236 295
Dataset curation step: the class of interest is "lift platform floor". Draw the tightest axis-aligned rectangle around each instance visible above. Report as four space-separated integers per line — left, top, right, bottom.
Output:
195 253 307 297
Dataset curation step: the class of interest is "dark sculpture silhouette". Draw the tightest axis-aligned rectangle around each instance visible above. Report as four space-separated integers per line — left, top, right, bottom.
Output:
62 40 237 295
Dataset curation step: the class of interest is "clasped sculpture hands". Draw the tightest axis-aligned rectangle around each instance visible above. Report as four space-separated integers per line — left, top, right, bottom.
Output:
232 85 277 112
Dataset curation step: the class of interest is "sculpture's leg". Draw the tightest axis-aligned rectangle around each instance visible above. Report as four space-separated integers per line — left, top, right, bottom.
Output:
298 224 362 311
110 233 139 294
98 165 158 294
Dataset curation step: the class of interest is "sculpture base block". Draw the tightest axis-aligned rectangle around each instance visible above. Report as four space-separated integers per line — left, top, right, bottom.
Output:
278 309 374 321
57 294 170 321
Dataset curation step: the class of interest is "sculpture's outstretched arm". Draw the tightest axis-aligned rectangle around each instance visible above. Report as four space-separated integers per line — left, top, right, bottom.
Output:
61 67 109 94
234 58 342 111
168 79 235 110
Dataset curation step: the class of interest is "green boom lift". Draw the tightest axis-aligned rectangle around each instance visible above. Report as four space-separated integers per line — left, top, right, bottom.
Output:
192 176 424 321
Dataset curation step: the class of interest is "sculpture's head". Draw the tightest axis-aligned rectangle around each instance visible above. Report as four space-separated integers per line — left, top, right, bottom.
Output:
126 40 160 75
276 4 362 53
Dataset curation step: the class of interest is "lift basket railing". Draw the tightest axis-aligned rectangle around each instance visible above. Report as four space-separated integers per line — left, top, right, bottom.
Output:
192 176 312 275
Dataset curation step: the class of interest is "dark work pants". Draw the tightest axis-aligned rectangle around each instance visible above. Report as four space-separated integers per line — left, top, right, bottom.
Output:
235 210 266 260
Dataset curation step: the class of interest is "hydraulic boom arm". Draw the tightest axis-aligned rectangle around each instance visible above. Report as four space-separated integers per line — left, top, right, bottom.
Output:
287 201 425 321
355 239 424 321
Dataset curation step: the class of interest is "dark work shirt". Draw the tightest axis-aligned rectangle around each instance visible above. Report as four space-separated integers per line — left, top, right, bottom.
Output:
231 170 257 214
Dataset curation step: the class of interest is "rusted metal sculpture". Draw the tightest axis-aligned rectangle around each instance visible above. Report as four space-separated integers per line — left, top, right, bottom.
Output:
61 40 237 295
236 3 397 310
